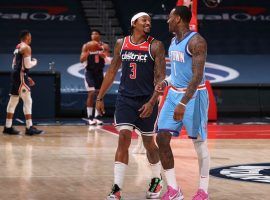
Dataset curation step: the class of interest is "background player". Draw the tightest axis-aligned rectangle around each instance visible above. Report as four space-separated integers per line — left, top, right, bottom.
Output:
80 29 110 125
96 12 166 200
2 30 44 136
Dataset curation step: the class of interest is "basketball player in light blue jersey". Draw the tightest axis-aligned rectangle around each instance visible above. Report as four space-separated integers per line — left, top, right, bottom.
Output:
155 6 210 200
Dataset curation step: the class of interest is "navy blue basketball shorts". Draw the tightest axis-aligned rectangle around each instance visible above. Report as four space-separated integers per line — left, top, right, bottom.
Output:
114 95 158 135
84 70 103 91
10 72 30 96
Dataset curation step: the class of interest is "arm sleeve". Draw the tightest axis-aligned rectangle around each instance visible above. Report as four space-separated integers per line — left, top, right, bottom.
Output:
24 56 37 69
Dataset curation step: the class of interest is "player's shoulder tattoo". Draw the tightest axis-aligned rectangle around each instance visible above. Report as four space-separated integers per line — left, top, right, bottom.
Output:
151 40 165 58
189 34 207 56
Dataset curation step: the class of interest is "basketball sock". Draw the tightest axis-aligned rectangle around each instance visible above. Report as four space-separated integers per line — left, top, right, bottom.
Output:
5 119 12 128
114 161 127 189
26 119 33 128
198 151 210 192
164 168 179 190
87 107 93 119
149 161 161 179
193 138 210 193
199 175 209 193
95 109 99 118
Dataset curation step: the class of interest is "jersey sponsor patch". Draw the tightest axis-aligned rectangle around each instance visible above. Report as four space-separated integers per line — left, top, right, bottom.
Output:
210 163 270 184
121 51 148 62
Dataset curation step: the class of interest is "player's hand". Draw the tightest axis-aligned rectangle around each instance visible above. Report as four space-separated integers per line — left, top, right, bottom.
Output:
98 51 106 58
183 0 193 7
139 102 154 118
155 81 167 94
28 77 35 86
96 99 105 116
173 103 186 121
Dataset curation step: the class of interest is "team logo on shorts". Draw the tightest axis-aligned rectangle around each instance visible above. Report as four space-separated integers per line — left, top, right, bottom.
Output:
210 163 270 184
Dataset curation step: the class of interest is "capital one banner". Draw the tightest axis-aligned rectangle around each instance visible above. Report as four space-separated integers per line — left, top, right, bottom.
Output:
0 0 88 54
198 0 270 54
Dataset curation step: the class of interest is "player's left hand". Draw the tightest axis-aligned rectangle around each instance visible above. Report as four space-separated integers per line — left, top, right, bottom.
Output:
139 102 154 118
28 77 35 86
96 100 105 116
173 103 186 121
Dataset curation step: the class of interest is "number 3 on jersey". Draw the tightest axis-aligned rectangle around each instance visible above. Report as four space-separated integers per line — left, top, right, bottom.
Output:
129 63 137 79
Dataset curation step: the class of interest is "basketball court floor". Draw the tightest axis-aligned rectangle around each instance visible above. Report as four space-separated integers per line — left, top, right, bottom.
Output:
0 124 269 200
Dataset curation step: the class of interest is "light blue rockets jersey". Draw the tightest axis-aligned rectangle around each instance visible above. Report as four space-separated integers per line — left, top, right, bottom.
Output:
169 32 205 88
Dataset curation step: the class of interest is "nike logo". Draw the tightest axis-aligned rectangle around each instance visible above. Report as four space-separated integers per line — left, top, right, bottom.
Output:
169 193 178 200
201 176 208 178
139 46 148 49
169 191 183 200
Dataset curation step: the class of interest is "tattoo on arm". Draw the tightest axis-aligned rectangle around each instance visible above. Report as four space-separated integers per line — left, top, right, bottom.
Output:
181 34 207 104
152 40 166 85
148 40 166 105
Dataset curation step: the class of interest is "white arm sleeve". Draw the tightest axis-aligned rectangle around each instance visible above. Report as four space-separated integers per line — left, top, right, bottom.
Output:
24 56 37 69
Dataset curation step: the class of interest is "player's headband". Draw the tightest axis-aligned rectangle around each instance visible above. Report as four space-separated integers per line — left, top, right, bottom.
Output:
130 12 150 26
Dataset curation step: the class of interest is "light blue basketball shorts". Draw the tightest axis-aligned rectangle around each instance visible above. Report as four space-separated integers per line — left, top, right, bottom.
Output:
157 87 209 140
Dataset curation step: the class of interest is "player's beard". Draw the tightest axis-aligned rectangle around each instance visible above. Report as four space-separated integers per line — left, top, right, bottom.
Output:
143 27 151 35
143 30 150 36
168 23 175 33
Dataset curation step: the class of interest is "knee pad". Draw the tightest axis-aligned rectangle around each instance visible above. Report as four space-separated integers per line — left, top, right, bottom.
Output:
193 139 209 159
6 96 19 113
21 92 32 115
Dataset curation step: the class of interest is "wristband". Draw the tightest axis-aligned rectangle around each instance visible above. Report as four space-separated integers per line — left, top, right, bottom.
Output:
96 98 103 101
179 102 186 107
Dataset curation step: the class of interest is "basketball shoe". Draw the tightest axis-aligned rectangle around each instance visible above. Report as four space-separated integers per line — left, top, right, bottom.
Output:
146 177 163 199
192 189 208 200
25 126 44 136
88 118 97 125
106 184 122 200
161 186 184 200
3 126 21 135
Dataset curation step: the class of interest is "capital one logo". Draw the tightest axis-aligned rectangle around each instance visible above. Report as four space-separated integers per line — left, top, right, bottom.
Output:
0 5 76 21
67 57 239 84
199 6 270 22
210 163 270 184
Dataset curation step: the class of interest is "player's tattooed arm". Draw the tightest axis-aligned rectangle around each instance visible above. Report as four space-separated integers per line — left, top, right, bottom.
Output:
180 34 207 105
139 40 166 118
97 38 123 99
148 40 166 105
